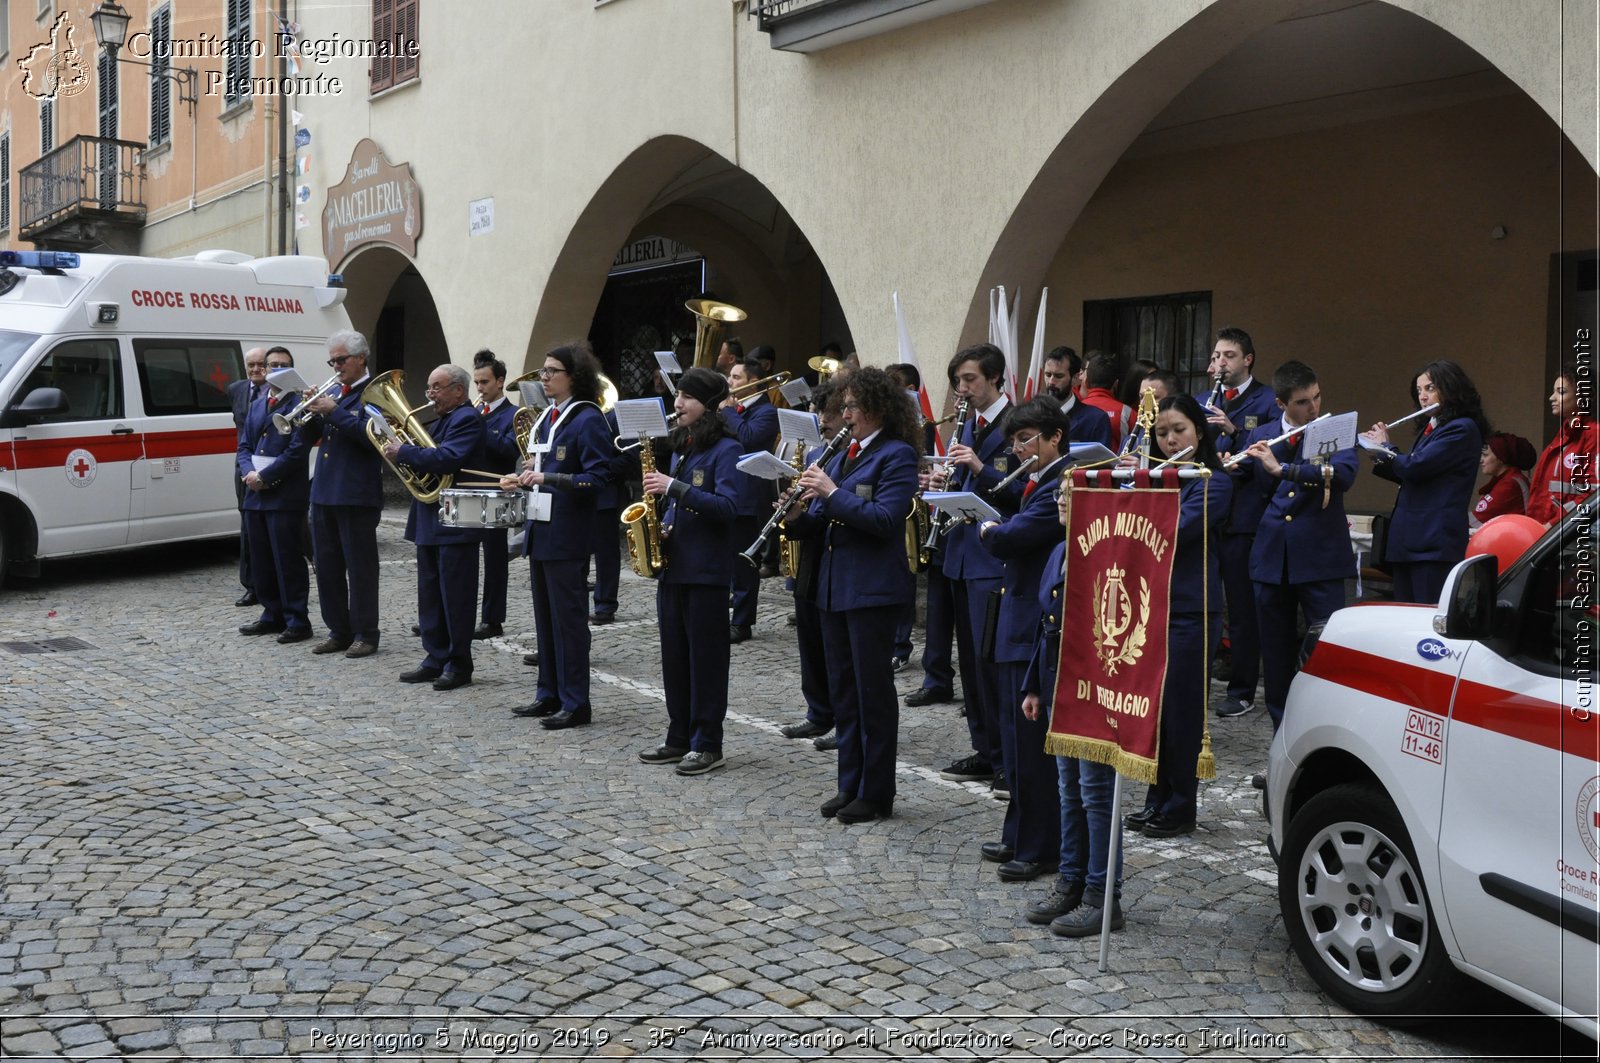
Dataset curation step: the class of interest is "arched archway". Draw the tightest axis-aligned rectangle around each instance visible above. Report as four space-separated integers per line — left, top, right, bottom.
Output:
336 245 447 405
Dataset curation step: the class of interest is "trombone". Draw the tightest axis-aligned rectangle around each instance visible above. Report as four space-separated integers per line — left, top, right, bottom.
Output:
272 376 342 435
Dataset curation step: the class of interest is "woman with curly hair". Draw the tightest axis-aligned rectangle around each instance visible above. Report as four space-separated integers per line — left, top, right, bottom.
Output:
1362 360 1490 603
784 367 920 823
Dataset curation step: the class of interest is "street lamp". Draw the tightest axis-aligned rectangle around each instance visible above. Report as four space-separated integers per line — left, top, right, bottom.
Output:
90 0 198 115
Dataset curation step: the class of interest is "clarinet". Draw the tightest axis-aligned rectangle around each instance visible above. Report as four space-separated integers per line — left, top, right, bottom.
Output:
1203 366 1226 410
738 425 853 567
921 397 972 553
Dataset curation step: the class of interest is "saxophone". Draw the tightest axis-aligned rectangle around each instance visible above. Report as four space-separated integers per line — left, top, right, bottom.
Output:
619 436 667 578
778 440 807 579
907 457 932 574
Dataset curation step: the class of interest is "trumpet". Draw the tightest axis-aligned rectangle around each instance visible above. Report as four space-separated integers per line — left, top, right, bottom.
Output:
739 425 852 568
272 376 341 435
1222 412 1332 468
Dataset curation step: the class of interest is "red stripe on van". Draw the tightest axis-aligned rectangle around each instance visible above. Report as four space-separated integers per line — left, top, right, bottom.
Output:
11 436 146 467
143 427 239 459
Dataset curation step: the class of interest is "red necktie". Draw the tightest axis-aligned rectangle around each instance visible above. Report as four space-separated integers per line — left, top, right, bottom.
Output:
846 441 861 461
340 384 351 398
1022 480 1037 500
976 415 988 431
480 402 490 415
1224 387 1239 402
1423 423 1434 436
267 395 278 409
736 404 745 414
1285 433 1301 448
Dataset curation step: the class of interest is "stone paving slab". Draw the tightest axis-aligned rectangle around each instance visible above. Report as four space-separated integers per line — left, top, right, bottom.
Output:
0 526 1588 1060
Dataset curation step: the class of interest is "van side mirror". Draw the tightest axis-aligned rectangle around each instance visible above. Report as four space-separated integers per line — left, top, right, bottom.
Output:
2 386 69 426
1433 554 1498 640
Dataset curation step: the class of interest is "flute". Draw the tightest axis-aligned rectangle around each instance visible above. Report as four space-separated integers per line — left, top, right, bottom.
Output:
1359 402 1441 458
1222 412 1332 468
988 453 1039 495
1380 402 1440 431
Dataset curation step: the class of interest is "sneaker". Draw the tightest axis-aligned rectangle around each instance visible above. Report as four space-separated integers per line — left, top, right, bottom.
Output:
675 751 726 776
1216 698 1254 718
638 744 689 765
938 754 992 782
813 733 839 752
891 655 909 672
991 772 1011 800
1025 879 1084 925
1049 892 1124 937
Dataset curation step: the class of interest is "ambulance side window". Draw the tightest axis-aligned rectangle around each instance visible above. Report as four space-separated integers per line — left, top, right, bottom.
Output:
133 339 242 416
1512 516 1595 677
20 340 123 422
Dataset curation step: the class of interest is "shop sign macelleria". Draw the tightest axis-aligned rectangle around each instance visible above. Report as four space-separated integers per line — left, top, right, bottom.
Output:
323 138 423 267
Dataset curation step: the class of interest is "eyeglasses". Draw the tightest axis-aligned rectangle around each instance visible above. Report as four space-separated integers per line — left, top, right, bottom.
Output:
327 355 355 367
1012 432 1041 449
267 363 292 371
840 402 860 412
538 367 567 378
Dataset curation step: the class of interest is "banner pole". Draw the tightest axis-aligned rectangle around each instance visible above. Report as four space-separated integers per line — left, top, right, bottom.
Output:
1098 772 1124 971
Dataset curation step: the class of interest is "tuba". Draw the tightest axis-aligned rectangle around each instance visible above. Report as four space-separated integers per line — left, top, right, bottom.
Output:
512 405 541 461
684 298 747 369
619 435 666 578
362 370 452 504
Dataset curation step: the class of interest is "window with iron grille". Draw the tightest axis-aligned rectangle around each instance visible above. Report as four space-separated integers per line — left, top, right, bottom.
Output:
224 0 252 107
1082 291 1213 397
1 133 11 234
39 96 53 154
149 4 171 146
371 0 420 93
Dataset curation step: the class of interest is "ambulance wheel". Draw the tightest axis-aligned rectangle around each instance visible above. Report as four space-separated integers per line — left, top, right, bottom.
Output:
1279 783 1462 1023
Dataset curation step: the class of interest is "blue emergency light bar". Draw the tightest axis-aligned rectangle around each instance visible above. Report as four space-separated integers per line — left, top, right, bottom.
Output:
0 251 81 270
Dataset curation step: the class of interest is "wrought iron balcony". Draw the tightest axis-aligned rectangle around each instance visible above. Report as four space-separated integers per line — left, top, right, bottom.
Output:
749 0 999 53
19 136 146 250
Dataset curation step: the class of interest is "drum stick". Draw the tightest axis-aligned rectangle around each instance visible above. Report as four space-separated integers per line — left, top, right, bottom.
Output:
459 468 510 480
452 481 507 489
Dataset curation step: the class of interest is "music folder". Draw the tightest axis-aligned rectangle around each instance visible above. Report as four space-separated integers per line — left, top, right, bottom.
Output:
736 451 797 481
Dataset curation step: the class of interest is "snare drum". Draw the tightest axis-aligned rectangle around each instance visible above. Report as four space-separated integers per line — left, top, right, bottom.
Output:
438 488 527 528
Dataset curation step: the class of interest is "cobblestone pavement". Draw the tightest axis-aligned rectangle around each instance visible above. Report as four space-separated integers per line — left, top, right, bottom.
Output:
0 521 1589 1061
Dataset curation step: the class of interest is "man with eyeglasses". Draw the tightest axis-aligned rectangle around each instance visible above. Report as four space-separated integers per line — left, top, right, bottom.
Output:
236 346 314 644
298 330 385 659
382 363 489 690
226 347 270 606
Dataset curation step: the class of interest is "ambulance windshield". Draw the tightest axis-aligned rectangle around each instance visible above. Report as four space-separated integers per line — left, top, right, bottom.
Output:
0 330 41 380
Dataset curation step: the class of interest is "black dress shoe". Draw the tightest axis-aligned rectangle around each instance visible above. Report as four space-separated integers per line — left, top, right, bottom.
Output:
312 637 352 655
473 623 503 640
432 672 471 691
235 592 258 607
1123 805 1159 833
399 666 443 683
409 624 421 636
997 859 1050 882
512 699 560 718
276 629 313 644
820 791 852 818
906 687 956 707
541 706 592 730
758 563 780 579
523 652 539 666
588 613 615 626
780 720 830 739
238 620 284 636
980 841 1015 864
729 625 752 644
835 798 891 824
813 733 839 751
1142 813 1196 838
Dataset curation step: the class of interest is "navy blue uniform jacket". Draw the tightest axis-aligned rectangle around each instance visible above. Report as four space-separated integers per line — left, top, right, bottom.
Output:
661 437 741 586
481 400 521 474
940 407 1023 581
1021 540 1068 701
1066 399 1113 448
237 392 310 511
981 457 1069 664
1244 421 1358 584
301 380 385 509
524 402 613 562
722 395 780 517
1372 417 1482 563
1170 471 1232 614
1197 378 1277 533
398 403 490 546
788 436 919 611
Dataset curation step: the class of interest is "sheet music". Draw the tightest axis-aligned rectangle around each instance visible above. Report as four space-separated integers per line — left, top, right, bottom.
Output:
1065 442 1117 467
779 378 812 407
265 367 309 394
777 408 823 448
921 491 1003 524
613 398 671 440
653 351 682 377
1304 411 1358 460
736 451 798 481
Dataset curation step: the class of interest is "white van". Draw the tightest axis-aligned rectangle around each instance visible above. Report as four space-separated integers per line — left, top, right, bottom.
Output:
0 250 350 580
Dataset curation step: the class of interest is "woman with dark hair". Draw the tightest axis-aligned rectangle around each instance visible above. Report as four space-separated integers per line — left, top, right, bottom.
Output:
1471 432 1537 531
1123 394 1231 839
637 368 742 776
1527 364 1598 525
1118 358 1160 408
508 342 614 729
1362 360 1489 603
784 367 920 823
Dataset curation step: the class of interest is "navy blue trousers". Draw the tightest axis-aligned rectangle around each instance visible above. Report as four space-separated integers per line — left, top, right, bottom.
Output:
999 660 1061 865
591 509 621 618
951 576 1002 768
1146 611 1221 823
310 503 381 643
235 477 252 591
417 542 479 677
658 582 730 753
1255 577 1345 727
819 603 901 806
530 557 591 711
245 508 309 632
795 596 833 728
1218 532 1260 701
480 530 509 626
729 515 764 627
919 563 956 693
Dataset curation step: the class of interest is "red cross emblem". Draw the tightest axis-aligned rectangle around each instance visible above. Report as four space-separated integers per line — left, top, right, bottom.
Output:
65 448 97 487
210 362 233 393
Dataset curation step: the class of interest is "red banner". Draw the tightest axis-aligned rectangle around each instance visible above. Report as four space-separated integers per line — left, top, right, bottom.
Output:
1046 470 1182 783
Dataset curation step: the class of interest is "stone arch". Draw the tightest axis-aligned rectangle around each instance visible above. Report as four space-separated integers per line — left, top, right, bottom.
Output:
335 245 446 401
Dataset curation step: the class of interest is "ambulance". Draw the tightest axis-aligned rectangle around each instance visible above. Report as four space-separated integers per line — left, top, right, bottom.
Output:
0 250 349 583
1266 497 1598 1036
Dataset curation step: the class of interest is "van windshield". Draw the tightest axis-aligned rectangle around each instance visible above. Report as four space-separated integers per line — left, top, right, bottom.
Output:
0 330 41 379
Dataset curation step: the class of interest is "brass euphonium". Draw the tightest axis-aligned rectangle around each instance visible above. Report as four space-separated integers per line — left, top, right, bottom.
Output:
361 370 452 504
619 435 666 578
684 298 747 369
512 405 540 461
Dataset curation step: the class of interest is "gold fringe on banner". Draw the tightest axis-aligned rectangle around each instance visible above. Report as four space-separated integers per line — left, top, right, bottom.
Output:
1044 734 1161 786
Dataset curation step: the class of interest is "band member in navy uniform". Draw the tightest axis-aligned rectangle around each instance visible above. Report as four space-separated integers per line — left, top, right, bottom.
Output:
508 342 613 729
299 330 384 659
1362 360 1488 604
723 358 780 643
936 345 1024 801
236 350 312 642
1239 361 1357 728
1042 347 1112 448
590 406 628 625
784 367 920 823
383 364 489 691
1123 395 1232 838
637 368 742 775
1199 327 1278 719
471 351 518 639
977 399 1074 883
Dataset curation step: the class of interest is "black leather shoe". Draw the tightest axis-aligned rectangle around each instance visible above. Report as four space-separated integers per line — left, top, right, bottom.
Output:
523 652 539 667
813 733 838 752
1142 813 1196 838
473 623 503 640
759 562 780 579
638 744 689 765
980 841 1015 864
820 791 852 818
1025 880 1085 925
238 620 284 636
512 699 560 718
276 629 313 644
997 859 1050 882
312 637 352 655
432 672 471 691
1123 805 1159 833
399 666 443 684
891 656 909 672
906 687 956 707
780 720 830 740
588 613 615 626
729 625 752 644
835 798 891 824
235 592 258 607
409 624 421 636
541 706 592 730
